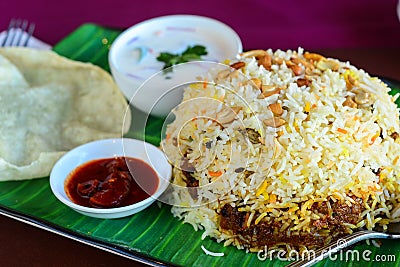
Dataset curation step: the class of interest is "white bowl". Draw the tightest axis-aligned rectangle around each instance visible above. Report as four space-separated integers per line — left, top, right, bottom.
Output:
50 138 172 219
109 15 242 117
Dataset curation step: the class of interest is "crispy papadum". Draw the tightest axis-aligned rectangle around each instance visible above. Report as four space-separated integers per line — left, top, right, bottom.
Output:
0 48 131 181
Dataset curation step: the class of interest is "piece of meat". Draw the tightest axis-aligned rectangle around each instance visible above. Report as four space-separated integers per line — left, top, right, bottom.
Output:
219 197 364 249
180 157 199 199
77 179 100 197
89 172 132 208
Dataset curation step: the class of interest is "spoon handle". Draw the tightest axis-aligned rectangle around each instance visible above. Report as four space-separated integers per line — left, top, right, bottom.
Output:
286 231 388 267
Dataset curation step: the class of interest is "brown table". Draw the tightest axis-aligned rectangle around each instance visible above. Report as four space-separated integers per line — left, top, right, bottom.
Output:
0 48 399 267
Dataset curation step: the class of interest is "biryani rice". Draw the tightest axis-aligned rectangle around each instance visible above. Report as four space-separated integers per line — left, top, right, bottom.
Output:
161 48 400 253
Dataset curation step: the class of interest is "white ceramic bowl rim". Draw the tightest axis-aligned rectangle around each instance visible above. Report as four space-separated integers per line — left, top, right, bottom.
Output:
49 138 172 215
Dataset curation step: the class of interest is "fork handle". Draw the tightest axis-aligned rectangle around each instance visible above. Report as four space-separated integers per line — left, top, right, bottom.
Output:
286 231 388 267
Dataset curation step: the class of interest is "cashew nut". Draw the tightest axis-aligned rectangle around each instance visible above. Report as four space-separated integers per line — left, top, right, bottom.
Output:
263 117 286 128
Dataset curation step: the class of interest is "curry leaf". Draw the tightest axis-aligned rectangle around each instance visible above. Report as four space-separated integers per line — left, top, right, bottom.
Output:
156 45 208 72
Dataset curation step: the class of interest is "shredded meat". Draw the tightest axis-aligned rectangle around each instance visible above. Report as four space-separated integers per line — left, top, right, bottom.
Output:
219 197 363 249
180 157 199 198
312 196 363 230
391 132 399 141
182 170 199 187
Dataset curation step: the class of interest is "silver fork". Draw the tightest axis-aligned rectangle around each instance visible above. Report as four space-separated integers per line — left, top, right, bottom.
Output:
1 18 35 47
286 222 400 267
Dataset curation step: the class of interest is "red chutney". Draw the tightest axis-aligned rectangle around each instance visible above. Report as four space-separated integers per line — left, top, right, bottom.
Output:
65 157 159 208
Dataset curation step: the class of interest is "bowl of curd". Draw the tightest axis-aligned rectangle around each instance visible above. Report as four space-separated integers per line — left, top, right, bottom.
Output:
109 15 242 117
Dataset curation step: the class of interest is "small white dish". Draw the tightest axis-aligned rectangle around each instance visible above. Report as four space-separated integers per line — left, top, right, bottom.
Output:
109 15 243 117
50 138 172 219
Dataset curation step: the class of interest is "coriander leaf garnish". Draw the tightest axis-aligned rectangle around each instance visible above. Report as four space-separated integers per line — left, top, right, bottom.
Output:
156 45 208 73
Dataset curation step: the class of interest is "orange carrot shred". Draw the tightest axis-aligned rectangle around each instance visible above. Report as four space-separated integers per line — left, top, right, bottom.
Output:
203 79 208 89
208 170 223 177
370 134 379 145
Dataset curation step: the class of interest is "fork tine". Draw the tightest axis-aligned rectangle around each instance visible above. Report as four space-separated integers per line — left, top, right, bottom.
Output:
14 20 28 46
23 22 35 47
1 18 16 47
7 19 22 46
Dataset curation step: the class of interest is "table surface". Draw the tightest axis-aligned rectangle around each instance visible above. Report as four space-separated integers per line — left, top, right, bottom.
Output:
1 0 400 50
0 47 399 267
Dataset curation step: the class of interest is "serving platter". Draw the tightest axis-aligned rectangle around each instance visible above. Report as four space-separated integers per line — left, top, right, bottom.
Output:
0 23 399 267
